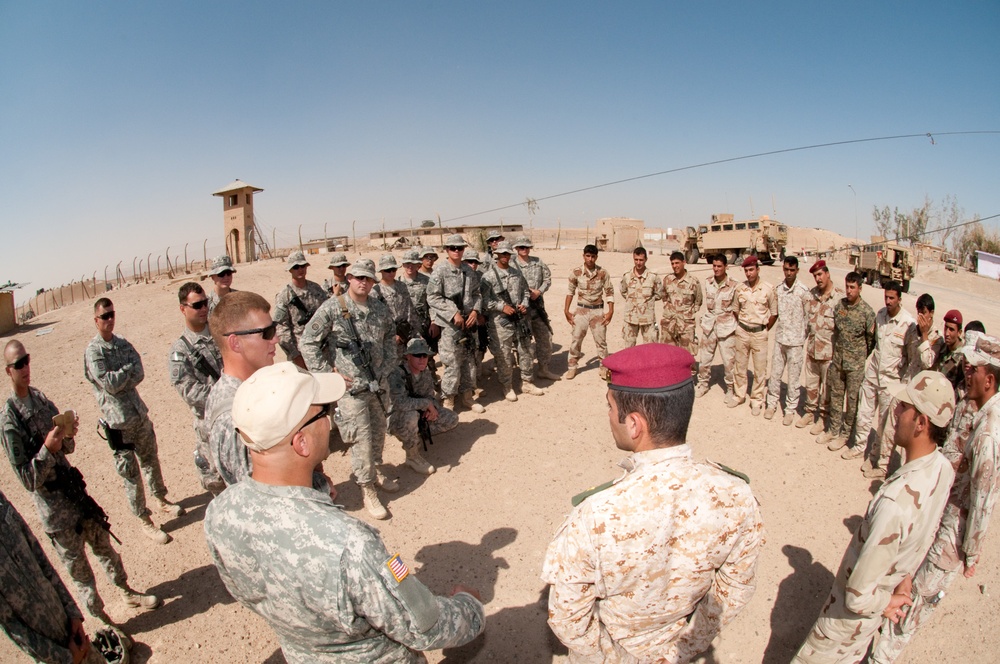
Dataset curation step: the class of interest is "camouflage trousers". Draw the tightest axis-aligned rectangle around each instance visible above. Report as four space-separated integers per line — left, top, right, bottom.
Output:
767 342 804 411
338 392 388 485
803 355 833 418
114 416 169 518
792 611 886 664
733 326 769 406
697 328 737 392
527 311 554 372
567 307 608 366
438 323 477 398
48 519 129 618
827 362 864 438
388 407 459 450
621 322 656 348
660 317 697 356
487 318 534 387
856 363 900 469
869 560 959 663
193 418 225 492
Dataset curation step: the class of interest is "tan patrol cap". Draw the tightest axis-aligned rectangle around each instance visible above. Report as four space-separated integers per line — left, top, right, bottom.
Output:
891 370 957 428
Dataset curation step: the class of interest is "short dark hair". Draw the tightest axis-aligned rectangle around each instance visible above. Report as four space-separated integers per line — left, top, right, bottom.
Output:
712 253 728 266
94 297 113 312
610 382 694 446
965 320 986 334
783 255 799 268
670 251 685 262
916 293 935 313
883 281 902 297
178 282 205 304
633 247 647 258
845 271 863 286
583 244 599 256
211 291 271 349
929 420 947 447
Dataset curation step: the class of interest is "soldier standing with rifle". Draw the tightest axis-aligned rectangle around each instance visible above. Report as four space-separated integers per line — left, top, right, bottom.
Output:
274 250 329 369
399 248 440 372
373 254 422 362
513 235 560 381
3 340 160 634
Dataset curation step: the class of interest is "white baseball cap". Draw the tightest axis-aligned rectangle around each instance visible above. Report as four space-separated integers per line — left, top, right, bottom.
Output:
232 363 346 451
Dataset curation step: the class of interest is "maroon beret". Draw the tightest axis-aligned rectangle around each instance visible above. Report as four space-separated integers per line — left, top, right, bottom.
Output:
809 260 827 274
602 344 694 393
742 255 759 268
944 309 963 326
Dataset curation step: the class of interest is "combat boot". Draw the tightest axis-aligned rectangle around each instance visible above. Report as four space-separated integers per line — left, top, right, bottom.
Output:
809 419 826 436
375 468 399 493
795 413 814 429
563 365 577 380
695 384 709 398
442 395 456 410
536 367 562 381
764 406 776 420
827 436 849 451
815 431 834 445
841 444 865 459
521 381 545 396
461 390 485 413
122 588 161 610
153 497 185 518
361 483 389 520
138 516 171 545
782 412 795 426
405 448 435 475
504 386 518 402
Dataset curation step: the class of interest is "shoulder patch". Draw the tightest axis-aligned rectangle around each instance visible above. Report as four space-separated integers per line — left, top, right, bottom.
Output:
571 479 616 507
386 553 409 583
170 351 185 362
707 459 750 484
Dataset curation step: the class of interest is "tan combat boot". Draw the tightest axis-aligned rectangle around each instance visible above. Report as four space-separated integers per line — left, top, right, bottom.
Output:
521 381 545 396
122 587 161 610
138 516 171 545
503 385 518 402
361 483 389 520
375 468 399 493
405 448 435 475
536 366 562 381
563 365 577 380
461 390 485 413
442 395 456 410
153 497 185 518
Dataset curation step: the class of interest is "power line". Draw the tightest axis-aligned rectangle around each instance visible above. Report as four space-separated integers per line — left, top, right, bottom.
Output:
442 130 1000 223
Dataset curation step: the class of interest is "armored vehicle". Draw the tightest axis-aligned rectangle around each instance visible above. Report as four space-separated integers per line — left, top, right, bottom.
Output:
850 243 915 292
683 214 788 265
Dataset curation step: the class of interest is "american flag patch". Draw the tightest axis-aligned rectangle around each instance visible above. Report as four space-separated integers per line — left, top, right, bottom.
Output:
387 554 409 583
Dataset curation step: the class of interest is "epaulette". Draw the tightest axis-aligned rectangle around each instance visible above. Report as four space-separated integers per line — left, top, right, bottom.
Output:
571 479 616 507
707 459 750 484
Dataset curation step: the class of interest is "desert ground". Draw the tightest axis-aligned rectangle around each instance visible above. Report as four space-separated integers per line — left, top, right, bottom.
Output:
3 232 999 663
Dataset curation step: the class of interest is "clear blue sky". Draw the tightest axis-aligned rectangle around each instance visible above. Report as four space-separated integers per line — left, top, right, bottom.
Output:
2 1 998 296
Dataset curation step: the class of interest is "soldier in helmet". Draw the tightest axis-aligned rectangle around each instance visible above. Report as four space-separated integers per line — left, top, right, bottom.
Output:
513 235 561 381
418 247 438 276
206 255 237 315
372 254 422 362
323 253 350 297
274 250 329 369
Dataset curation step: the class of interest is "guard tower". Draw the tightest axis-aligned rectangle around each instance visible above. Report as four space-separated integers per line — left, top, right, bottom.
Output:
212 179 263 264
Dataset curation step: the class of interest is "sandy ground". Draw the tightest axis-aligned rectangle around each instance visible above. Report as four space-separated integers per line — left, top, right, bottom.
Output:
3 238 999 664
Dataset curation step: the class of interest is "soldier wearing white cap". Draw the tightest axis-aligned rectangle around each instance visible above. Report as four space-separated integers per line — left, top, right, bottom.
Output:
207 255 237 315
324 253 350 297
274 251 329 369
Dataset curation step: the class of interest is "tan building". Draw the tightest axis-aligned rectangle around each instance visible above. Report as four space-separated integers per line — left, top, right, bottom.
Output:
0 291 15 334
595 217 644 252
213 180 263 264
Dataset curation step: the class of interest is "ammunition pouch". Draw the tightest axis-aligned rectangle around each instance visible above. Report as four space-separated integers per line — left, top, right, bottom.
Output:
97 420 135 452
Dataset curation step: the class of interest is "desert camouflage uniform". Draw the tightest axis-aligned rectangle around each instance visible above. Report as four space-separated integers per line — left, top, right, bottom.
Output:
855 309 922 468
304 295 395 485
618 268 662 347
872 391 1000 662
541 445 764 663
802 286 843 420
426 262 482 399
697 275 741 394
482 263 534 387
767 279 811 413
515 255 556 373
0 489 107 664
567 264 614 369
372 281 421 361
827 298 877 439
169 327 225 491
204 479 485 663
84 334 170 518
387 363 458 450
733 279 777 407
793 450 955 663
274 281 329 362
660 271 703 355
1 388 130 621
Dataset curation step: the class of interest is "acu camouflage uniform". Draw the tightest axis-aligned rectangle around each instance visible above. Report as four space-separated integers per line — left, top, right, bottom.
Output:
766 279 812 413
802 286 843 420
873 390 1000 662
733 279 777 407
387 362 458 450
1 388 131 621
301 294 396 485
168 326 225 491
660 271 703 356
542 445 764 663
826 297 877 440
618 268 662 347
566 263 614 368
84 334 170 518
0 489 106 664
481 262 534 388
204 479 486 663
697 274 740 394
372 281 421 361
793 450 954 663
514 254 556 374
426 262 483 399
206 288 238 317
273 280 329 362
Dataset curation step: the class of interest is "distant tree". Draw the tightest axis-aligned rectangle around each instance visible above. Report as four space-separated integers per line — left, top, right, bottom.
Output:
420 219 436 228
951 216 1000 270
935 194 963 248
872 205 896 241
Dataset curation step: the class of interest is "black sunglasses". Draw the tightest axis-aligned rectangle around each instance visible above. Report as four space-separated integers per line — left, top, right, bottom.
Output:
410 353 428 359
7 354 30 370
97 311 116 321
446 246 464 251
226 322 277 340
216 270 234 278
381 268 398 273
184 299 209 310
296 403 331 436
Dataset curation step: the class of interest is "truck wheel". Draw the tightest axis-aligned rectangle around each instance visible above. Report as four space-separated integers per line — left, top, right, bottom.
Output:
873 275 882 289
780 248 786 260
902 280 910 293
686 247 700 264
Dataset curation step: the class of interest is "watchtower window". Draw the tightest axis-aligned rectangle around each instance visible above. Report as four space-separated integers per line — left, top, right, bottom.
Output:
228 194 238 207
246 194 252 205
749 222 760 229
735 223 746 230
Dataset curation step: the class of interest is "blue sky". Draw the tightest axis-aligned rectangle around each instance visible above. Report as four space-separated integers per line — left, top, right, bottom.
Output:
2 2 998 296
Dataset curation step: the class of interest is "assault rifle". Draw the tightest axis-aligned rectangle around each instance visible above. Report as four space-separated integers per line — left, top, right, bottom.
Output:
529 297 553 334
46 465 121 544
179 336 220 381
335 295 388 416
489 263 533 346
402 363 435 452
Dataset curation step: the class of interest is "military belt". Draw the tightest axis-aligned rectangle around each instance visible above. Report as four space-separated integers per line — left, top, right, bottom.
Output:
738 321 767 333
576 302 604 309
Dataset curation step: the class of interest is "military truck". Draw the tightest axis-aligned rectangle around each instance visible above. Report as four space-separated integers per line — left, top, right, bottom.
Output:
850 243 915 292
682 214 788 265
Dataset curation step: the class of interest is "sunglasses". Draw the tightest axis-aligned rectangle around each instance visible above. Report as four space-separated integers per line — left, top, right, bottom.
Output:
226 322 278 340
7 354 30 370
184 299 209 310
381 268 398 273
296 403 331 436
446 246 464 252
97 311 116 321
290 264 308 270
216 270 234 278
